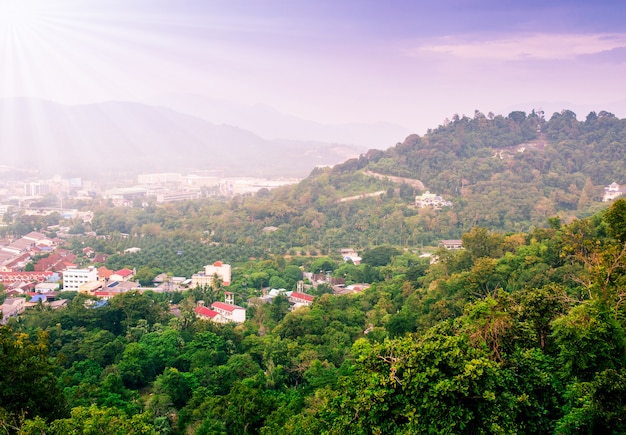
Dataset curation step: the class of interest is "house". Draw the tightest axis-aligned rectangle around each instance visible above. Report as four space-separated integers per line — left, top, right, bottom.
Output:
34 282 60 293
201 293 246 323
439 240 464 250
79 280 104 295
289 291 315 309
210 301 246 323
415 191 453 209
1 297 26 324
194 302 222 321
340 248 362 265
110 268 134 282
0 271 54 284
191 261 231 287
603 182 626 202
96 266 113 281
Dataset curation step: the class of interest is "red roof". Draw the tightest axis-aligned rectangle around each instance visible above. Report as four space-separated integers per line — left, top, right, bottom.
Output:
290 292 314 302
195 306 219 318
114 268 133 277
211 301 241 312
0 271 53 283
213 261 222 266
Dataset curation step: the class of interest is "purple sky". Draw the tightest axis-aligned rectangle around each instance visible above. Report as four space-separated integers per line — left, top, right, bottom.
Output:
1 0 626 133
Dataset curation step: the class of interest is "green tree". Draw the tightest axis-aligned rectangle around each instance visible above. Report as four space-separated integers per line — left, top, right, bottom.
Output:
0 327 67 425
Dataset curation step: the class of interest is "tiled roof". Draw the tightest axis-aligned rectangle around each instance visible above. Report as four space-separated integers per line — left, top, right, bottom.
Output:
211 301 242 312
290 292 314 302
195 306 219 318
114 268 133 277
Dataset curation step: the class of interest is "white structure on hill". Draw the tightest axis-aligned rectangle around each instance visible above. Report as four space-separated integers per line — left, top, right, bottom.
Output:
415 191 453 209
603 182 626 202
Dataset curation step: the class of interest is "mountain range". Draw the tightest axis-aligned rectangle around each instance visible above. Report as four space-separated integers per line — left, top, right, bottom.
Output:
0 98 410 178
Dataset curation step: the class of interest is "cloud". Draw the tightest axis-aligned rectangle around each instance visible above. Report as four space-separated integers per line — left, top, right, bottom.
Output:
412 33 626 61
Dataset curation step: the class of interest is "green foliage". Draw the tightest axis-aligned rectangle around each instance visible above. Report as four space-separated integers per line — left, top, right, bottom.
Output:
0 327 67 425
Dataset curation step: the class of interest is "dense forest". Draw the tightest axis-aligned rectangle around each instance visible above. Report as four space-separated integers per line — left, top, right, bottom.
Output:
3 200 626 433
2 109 626 433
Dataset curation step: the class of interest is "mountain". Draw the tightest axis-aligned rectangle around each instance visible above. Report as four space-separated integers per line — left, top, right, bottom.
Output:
0 98 370 178
180 108 626 251
142 93 412 149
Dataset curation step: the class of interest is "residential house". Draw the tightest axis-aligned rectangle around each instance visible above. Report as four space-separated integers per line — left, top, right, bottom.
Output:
340 248 362 265
110 268 134 282
204 293 246 323
289 291 315 310
1 297 26 324
603 182 626 202
194 301 222 322
439 240 464 250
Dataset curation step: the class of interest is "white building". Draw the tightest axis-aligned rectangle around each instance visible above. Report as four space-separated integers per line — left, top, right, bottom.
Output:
415 191 453 209
603 182 625 202
62 267 98 291
210 293 246 323
191 261 231 287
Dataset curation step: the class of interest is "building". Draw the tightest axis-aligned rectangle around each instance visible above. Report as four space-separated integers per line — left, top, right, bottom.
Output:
191 261 231 287
194 301 222 322
439 240 464 250
210 301 246 323
62 267 98 291
1 297 26 323
110 268 134 282
289 291 315 310
415 191 453 209
0 271 54 284
340 248 362 265
603 182 625 202
197 292 246 324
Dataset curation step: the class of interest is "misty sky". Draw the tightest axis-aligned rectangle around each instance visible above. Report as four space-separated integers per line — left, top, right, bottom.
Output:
1 0 626 134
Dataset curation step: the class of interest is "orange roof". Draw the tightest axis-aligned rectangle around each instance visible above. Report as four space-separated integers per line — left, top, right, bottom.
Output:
98 266 113 279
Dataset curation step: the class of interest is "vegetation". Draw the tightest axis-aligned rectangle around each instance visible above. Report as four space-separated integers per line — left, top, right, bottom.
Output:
0 199 625 433
2 109 626 433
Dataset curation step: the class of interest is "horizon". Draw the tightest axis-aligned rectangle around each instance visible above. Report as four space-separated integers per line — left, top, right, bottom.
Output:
0 0 625 138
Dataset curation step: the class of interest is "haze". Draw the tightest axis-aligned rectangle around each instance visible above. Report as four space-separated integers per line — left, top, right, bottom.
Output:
1 0 626 168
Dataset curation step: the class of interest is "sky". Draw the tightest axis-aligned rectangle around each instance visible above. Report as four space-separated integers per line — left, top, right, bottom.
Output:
1 0 626 134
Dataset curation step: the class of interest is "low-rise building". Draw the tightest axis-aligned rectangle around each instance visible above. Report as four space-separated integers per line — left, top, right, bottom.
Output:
439 240 464 250
1 297 26 323
603 182 625 202
289 292 315 309
191 261 231 287
62 267 98 291
110 268 134 282
415 191 453 209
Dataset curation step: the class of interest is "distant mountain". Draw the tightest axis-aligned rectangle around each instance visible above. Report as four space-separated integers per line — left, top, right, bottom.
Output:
142 93 412 149
0 98 369 178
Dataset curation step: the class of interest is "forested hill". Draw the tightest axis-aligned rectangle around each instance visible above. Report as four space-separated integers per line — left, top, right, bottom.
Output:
259 109 626 245
78 108 626 257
